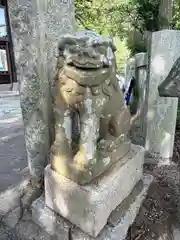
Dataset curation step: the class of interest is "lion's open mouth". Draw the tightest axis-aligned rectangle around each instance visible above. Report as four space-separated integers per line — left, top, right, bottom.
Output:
66 59 109 70
63 64 111 86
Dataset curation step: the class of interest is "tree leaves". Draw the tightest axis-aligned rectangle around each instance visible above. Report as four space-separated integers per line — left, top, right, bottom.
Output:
75 0 178 56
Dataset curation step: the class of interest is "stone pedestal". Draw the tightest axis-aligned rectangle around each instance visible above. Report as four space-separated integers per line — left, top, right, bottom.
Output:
8 0 75 178
44 144 144 237
145 30 179 163
32 174 153 240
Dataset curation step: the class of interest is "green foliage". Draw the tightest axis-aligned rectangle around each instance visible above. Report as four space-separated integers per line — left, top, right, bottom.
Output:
126 31 147 56
75 0 97 30
122 0 161 55
114 38 130 73
130 0 160 32
75 0 130 72
172 0 180 30
75 0 179 64
75 0 127 37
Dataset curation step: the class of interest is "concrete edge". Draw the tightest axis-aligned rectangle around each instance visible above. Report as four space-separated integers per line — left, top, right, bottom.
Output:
103 174 154 240
0 172 42 217
144 157 174 165
0 91 19 98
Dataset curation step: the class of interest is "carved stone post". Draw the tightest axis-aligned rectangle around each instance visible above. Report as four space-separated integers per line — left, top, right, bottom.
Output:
7 0 75 179
145 30 179 164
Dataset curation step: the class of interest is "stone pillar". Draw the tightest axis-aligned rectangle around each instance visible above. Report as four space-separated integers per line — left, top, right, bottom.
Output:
7 0 75 178
145 30 179 164
130 53 148 146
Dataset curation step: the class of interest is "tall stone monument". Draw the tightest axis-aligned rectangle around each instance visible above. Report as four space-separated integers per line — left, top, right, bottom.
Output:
31 30 153 239
7 0 75 179
145 30 179 163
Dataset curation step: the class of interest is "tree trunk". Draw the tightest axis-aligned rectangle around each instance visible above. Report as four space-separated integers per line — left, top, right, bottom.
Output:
159 0 173 30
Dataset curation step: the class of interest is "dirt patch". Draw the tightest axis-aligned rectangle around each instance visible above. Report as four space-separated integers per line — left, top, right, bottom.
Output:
126 110 180 239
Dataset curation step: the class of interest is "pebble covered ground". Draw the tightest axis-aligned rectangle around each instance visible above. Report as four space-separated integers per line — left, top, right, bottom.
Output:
0 222 18 240
126 164 180 239
126 103 180 239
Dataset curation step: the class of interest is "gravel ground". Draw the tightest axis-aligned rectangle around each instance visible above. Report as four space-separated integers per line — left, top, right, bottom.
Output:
126 107 180 240
0 222 19 240
126 164 180 239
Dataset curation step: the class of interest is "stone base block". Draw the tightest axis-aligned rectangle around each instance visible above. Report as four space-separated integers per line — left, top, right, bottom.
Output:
45 144 144 237
32 174 153 240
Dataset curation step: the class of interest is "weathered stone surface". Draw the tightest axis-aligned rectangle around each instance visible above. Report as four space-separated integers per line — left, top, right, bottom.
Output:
145 30 179 163
16 210 51 240
130 52 148 147
45 144 144 237
0 177 29 216
0 222 19 240
108 175 147 227
72 175 153 240
0 188 20 217
12 210 53 240
8 0 75 178
2 206 22 229
103 174 153 240
158 55 180 98
51 30 132 185
32 174 153 240
135 52 148 68
21 180 42 208
32 195 69 239
0 174 42 220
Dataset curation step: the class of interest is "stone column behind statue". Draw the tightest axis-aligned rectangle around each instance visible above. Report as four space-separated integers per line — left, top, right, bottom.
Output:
8 0 75 179
145 30 179 163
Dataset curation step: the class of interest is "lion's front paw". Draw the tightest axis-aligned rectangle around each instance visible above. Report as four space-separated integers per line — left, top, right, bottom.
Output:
73 150 89 170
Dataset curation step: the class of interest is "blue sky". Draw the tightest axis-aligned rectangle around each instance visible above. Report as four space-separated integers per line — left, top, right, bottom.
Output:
0 8 5 25
0 8 6 37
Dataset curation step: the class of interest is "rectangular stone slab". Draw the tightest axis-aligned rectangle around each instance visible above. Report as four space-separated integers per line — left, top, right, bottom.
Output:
45 144 144 237
32 174 153 240
145 30 179 163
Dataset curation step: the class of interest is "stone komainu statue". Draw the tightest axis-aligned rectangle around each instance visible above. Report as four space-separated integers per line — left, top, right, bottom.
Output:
51 30 134 185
